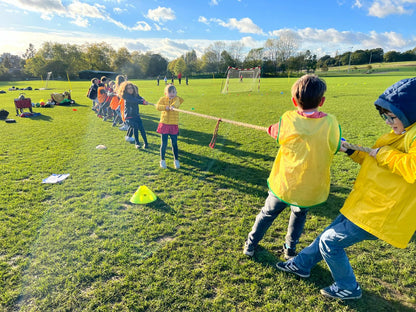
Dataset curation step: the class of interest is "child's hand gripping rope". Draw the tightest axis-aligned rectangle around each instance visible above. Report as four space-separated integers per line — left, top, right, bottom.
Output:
341 141 372 153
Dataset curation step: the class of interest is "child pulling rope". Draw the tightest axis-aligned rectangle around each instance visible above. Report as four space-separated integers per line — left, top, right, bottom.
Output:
148 102 372 152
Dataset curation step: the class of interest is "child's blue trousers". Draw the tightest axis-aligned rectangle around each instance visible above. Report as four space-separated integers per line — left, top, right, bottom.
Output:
292 214 377 290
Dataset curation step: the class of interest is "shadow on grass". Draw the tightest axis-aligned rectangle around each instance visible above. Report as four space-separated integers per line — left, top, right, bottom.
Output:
146 197 176 214
26 114 53 122
250 250 416 312
142 114 273 197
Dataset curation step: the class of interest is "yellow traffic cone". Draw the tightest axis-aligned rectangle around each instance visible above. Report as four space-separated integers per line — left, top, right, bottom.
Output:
130 185 157 204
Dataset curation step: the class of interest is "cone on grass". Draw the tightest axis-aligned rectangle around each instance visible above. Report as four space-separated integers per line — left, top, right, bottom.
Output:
130 185 157 204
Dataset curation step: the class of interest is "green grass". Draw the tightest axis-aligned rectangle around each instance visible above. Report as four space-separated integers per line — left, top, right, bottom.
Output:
1 74 416 311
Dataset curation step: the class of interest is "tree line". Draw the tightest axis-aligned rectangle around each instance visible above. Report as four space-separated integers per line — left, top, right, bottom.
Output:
1 36 415 81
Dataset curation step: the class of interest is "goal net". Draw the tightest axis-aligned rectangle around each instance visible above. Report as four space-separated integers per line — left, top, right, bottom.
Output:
221 66 261 94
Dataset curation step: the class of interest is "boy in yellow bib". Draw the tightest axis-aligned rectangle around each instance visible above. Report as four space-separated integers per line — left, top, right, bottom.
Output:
277 77 416 300
244 74 341 259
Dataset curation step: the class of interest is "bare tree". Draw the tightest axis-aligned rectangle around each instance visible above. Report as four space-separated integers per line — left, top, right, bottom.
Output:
229 41 244 64
205 41 226 72
275 30 301 63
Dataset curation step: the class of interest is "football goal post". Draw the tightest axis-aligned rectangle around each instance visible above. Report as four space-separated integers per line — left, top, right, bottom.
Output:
221 66 261 94
40 72 53 90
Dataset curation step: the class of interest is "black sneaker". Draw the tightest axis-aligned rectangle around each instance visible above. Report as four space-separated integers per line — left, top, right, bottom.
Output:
320 283 362 300
277 244 297 260
276 260 310 278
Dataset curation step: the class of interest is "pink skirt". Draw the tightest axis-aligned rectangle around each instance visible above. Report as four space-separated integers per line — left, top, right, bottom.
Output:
157 123 179 135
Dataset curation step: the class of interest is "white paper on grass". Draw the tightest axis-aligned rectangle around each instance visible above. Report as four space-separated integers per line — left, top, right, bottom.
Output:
42 174 70 184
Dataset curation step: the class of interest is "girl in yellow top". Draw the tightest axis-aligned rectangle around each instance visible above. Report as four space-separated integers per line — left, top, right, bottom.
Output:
277 77 416 301
155 84 184 169
244 74 341 260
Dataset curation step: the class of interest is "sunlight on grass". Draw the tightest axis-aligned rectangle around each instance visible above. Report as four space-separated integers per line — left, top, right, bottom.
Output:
1 74 415 311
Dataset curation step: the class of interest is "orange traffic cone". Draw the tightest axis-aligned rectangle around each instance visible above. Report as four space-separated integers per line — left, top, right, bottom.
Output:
130 185 157 204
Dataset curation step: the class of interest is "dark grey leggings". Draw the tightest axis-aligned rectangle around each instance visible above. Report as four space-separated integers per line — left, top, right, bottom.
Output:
160 134 178 160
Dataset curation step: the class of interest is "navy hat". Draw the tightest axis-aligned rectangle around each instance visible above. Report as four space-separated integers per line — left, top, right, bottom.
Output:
374 77 416 128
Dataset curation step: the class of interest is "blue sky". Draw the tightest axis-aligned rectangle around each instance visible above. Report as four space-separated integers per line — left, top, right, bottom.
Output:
1 0 416 60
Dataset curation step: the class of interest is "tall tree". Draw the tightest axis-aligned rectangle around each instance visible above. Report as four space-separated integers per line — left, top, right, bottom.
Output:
22 43 36 60
275 30 300 63
147 53 168 77
184 50 198 74
243 48 263 68
111 47 131 73
173 58 186 76
82 42 115 71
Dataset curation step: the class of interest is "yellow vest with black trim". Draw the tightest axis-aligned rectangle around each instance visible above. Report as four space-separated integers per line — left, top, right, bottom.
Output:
340 124 416 248
267 111 341 207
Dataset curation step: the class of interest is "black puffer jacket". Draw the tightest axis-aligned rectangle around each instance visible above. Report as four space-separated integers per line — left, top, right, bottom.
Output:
124 93 145 120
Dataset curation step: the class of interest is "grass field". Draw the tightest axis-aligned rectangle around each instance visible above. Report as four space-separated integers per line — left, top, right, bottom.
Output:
1 73 415 311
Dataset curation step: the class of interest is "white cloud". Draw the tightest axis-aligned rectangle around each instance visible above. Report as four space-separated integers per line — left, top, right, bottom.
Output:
353 0 363 8
113 7 126 14
361 30 408 49
131 21 151 31
240 36 257 47
126 41 150 52
0 0 151 32
0 0 66 15
71 16 89 28
198 16 209 24
146 6 176 23
210 0 219 5
226 17 264 34
368 0 415 17
200 17 263 34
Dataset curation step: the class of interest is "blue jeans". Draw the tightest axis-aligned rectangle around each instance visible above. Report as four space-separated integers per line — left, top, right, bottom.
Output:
293 214 377 290
246 191 308 250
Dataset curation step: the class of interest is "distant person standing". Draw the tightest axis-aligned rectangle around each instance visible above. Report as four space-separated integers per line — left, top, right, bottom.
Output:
164 76 168 85
178 72 182 85
157 75 160 86
186 76 189 85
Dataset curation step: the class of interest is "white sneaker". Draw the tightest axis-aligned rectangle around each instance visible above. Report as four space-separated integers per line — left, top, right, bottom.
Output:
125 136 134 142
174 160 180 169
119 124 129 131
160 160 167 169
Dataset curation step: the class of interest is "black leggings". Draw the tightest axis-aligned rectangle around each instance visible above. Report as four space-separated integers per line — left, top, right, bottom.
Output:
126 117 148 145
160 134 178 160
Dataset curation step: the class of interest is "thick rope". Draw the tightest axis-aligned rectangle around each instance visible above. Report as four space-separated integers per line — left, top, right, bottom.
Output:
146 102 268 132
342 142 372 153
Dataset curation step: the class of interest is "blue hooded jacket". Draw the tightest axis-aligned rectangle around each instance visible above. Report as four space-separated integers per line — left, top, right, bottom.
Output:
374 77 416 128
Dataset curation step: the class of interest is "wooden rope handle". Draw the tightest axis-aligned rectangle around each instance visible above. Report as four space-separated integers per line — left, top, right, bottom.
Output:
342 141 372 153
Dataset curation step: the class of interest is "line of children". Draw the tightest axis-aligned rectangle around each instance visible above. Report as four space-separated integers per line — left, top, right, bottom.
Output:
88 77 185 163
